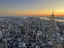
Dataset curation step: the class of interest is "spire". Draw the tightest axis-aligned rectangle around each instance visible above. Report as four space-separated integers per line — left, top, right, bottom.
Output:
50 11 55 32
52 11 54 16
51 11 55 20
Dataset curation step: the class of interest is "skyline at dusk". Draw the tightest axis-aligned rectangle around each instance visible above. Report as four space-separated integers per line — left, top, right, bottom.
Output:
0 0 64 16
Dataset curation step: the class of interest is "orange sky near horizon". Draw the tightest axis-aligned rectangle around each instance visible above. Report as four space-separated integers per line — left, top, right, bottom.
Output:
0 11 64 16
0 0 64 16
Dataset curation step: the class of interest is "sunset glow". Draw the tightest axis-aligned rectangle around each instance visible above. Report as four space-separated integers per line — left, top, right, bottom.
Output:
0 0 64 16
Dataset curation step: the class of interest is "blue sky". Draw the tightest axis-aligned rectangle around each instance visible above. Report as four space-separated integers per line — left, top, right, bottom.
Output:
0 0 64 16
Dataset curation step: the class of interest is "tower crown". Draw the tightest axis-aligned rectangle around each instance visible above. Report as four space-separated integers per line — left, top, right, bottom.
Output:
51 11 55 19
52 11 54 16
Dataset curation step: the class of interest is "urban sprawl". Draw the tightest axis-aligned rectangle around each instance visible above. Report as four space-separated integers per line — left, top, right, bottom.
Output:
0 14 64 48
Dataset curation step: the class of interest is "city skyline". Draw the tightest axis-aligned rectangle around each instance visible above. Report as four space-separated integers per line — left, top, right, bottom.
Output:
0 0 64 16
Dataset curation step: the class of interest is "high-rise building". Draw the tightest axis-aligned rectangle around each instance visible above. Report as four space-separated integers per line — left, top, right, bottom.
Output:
0 31 2 39
49 11 58 48
50 11 55 33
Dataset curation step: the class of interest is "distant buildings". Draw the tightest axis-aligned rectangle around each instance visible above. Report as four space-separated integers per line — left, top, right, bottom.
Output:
0 15 64 48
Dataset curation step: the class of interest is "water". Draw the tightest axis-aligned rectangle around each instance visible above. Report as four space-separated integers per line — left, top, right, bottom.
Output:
40 17 64 22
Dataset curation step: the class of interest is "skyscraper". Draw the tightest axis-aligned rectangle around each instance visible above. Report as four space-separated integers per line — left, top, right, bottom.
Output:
50 11 55 33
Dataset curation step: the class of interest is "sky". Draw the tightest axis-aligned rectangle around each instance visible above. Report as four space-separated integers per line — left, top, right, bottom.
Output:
0 0 64 16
